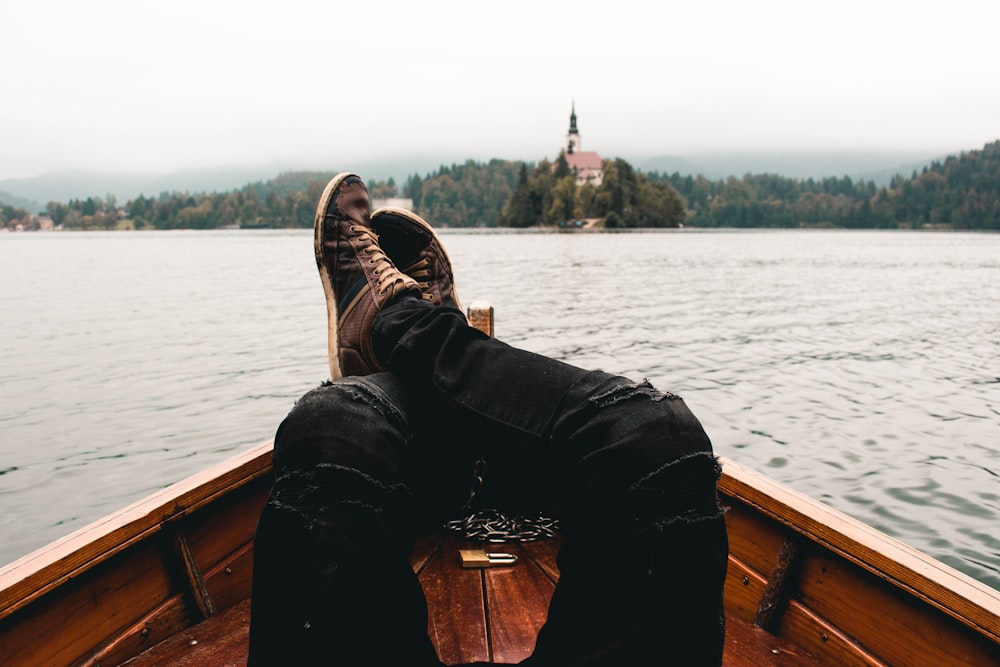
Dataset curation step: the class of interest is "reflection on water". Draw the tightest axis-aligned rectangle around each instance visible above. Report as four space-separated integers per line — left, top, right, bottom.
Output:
1 229 998 589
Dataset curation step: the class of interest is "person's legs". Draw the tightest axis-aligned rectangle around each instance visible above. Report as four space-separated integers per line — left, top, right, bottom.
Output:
248 373 456 667
372 298 728 666
527 384 728 666
255 172 727 665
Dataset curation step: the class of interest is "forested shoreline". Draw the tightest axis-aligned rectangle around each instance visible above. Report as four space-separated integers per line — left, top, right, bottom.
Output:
3 141 998 232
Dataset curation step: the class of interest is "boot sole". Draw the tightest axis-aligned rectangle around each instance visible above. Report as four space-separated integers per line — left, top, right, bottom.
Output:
313 172 357 380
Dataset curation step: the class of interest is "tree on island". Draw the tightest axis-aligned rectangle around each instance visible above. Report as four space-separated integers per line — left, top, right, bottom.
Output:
499 155 686 228
404 160 524 227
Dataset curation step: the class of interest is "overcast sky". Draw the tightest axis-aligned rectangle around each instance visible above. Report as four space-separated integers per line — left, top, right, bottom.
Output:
2 0 998 180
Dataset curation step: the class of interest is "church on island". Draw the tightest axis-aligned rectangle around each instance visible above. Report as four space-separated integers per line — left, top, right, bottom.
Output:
561 103 603 187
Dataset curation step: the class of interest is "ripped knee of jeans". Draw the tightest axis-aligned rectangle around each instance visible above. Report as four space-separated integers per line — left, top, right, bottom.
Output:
267 462 412 541
565 452 725 538
590 378 680 407
291 377 409 433
627 453 726 531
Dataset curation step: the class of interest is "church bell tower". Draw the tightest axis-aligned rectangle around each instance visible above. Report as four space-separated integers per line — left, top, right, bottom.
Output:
566 102 581 154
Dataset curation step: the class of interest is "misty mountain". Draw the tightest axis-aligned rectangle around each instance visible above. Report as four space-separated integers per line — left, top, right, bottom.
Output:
0 168 278 212
25 141 1000 231
0 151 948 210
0 154 462 210
0 189 40 212
636 151 936 186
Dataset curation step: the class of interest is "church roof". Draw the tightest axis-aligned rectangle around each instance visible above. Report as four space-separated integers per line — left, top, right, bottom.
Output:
565 151 602 171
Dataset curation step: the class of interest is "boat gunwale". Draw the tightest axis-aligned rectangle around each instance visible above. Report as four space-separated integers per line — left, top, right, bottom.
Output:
718 455 1000 643
0 440 274 623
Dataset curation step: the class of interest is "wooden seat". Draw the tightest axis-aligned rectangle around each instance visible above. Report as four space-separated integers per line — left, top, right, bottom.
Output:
125 531 825 666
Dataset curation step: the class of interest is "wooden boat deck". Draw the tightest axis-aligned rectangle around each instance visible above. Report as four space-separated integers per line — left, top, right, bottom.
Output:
123 531 824 666
0 443 1000 667
4 308 999 666
3 442 997 666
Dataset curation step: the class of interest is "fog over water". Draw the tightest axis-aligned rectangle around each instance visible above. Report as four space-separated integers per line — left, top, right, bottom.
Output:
1 229 997 589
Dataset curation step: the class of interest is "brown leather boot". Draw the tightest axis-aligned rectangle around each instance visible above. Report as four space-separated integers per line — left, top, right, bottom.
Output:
370 207 462 312
314 174 419 378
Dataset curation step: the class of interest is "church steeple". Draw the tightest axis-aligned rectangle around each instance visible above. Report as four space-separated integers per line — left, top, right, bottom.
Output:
556 101 603 187
566 102 581 154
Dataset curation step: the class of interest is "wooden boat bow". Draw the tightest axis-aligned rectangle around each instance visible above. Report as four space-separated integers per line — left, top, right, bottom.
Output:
1 304 997 665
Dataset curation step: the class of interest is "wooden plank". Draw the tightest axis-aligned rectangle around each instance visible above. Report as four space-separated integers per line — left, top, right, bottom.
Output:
724 556 769 625
485 543 556 662
410 532 445 575
84 594 190 667
719 456 1000 643
0 538 185 667
180 476 270 578
202 541 255 613
774 600 888 667
121 598 251 667
723 495 796 581
790 547 1000 666
418 537 489 664
0 441 274 623
722 612 827 667
519 536 563 584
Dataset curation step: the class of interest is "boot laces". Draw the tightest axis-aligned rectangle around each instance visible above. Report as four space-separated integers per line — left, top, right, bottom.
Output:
401 257 435 301
349 225 413 297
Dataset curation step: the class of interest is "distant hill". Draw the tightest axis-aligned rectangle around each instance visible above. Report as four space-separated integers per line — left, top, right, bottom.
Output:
637 151 936 186
887 140 1000 230
17 141 1000 231
649 140 1000 230
0 154 461 208
0 189 40 212
0 168 279 210
0 150 953 208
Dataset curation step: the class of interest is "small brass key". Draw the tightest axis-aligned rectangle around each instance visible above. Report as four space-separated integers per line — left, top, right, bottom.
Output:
458 549 518 569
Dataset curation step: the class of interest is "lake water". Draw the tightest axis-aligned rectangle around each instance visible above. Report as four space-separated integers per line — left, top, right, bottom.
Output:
1 229 998 590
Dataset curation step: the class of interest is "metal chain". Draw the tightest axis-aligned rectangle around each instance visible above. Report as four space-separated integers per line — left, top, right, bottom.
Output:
445 457 561 542
445 509 560 543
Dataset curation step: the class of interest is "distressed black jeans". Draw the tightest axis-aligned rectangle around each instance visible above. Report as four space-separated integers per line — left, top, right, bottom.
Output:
248 297 728 666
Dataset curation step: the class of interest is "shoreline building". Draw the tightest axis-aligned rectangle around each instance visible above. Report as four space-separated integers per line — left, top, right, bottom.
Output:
371 196 414 211
562 103 603 187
